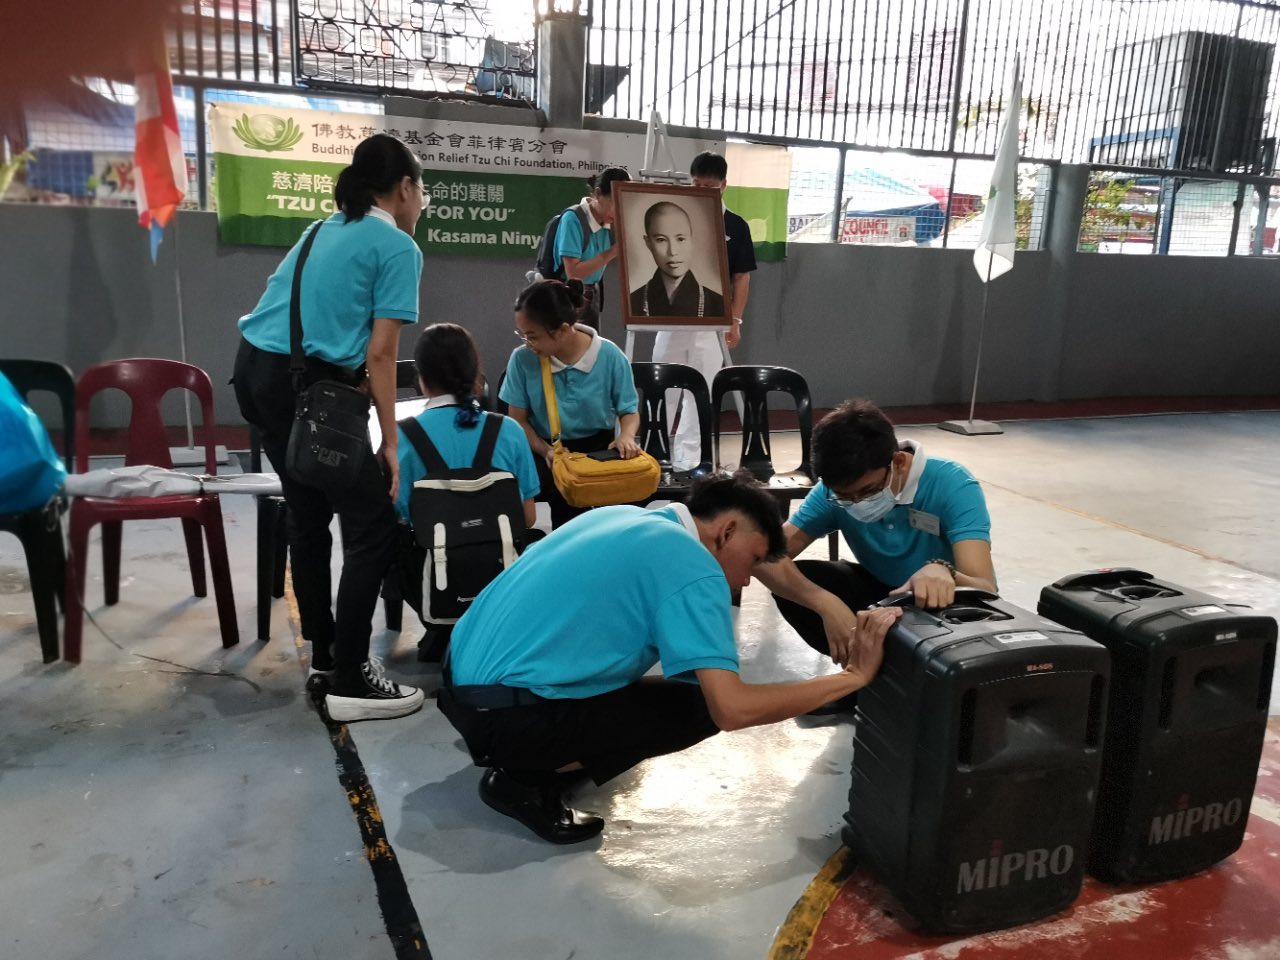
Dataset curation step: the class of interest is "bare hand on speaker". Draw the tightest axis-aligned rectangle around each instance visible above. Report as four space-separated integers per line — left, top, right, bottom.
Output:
890 562 956 609
821 605 860 666
841 607 899 686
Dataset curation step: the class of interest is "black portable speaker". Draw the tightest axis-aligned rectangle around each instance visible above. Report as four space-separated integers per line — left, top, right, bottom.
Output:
843 589 1109 934
1038 568 1277 883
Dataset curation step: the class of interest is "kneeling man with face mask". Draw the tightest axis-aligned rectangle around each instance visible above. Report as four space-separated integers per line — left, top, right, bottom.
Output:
754 399 997 711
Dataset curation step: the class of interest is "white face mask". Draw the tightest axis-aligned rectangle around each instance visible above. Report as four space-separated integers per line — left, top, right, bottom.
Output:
836 462 899 523
844 484 897 523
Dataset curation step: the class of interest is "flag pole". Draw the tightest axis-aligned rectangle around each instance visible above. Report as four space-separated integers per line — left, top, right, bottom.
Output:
966 254 995 424
940 253 1003 436
174 215 194 450
940 54 1019 439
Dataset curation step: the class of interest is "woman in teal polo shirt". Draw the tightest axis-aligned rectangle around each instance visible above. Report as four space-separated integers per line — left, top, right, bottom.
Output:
233 133 426 724
394 322 541 662
499 279 640 528
553 166 630 329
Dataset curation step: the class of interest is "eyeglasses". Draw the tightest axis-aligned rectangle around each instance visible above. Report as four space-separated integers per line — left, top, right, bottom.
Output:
825 466 893 506
514 329 542 343
417 182 431 210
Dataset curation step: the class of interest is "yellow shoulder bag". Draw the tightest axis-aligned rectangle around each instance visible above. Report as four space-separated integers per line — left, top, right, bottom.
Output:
540 357 660 508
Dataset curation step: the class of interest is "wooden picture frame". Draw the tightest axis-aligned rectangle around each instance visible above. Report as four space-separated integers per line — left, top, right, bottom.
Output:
613 181 733 328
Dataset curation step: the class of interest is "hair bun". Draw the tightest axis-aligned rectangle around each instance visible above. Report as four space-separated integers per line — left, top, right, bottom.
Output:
562 278 586 309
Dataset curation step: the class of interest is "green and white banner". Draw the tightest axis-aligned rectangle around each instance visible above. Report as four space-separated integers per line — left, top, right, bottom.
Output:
210 104 789 261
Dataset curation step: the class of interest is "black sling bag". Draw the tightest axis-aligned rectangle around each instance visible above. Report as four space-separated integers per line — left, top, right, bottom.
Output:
284 222 371 492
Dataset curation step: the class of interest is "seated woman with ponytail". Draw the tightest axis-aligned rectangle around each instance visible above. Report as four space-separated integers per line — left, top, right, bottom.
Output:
395 323 539 529
395 323 540 662
500 278 640 529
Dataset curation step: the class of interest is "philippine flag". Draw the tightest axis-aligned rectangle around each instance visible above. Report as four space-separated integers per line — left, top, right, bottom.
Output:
133 34 187 261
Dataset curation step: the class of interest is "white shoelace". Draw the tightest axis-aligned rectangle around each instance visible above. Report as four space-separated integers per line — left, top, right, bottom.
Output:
363 656 399 695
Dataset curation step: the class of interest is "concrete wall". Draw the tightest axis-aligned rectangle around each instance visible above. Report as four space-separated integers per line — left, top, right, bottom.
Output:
2 202 1278 428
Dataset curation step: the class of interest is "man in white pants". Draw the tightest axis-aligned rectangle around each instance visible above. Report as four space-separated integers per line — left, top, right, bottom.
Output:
653 151 758 471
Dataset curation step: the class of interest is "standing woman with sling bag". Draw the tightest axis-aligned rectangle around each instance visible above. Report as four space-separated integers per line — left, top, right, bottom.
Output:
233 134 427 723
500 279 643 529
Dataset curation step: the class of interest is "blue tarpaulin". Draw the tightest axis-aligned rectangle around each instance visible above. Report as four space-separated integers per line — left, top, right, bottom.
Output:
841 168 945 244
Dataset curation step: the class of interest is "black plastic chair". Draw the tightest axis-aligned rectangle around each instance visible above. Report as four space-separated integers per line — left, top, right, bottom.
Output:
712 365 838 558
493 370 509 415
0 359 76 662
397 360 489 410
631 361 713 502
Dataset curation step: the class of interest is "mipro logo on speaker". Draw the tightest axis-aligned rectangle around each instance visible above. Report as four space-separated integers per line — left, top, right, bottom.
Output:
956 841 1076 894
1147 795 1245 846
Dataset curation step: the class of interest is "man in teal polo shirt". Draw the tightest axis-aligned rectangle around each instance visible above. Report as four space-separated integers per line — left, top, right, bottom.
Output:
437 474 900 844
755 399 997 683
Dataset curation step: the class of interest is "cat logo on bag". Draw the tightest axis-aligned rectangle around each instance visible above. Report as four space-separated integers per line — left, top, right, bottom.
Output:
315 447 349 468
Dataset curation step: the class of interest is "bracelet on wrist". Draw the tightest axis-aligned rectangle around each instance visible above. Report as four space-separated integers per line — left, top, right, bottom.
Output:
926 558 957 580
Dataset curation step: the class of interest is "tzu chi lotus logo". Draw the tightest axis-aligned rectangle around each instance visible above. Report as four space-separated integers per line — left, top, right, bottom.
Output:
232 113 304 152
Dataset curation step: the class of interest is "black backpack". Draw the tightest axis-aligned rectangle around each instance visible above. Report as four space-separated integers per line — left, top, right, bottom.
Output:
397 413 527 625
532 204 591 281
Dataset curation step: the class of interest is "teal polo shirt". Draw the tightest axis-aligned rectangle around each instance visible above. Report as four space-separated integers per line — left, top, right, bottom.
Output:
498 328 639 441
238 209 423 369
449 504 738 698
393 400 540 522
553 199 613 284
790 443 991 588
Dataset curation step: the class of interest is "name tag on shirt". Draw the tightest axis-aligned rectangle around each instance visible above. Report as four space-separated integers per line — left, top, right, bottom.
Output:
908 509 941 536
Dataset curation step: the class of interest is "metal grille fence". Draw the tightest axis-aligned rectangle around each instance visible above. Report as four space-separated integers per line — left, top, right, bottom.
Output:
164 1 537 102
589 0 1280 175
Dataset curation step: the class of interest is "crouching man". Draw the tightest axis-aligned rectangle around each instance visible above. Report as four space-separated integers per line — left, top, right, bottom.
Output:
437 473 899 844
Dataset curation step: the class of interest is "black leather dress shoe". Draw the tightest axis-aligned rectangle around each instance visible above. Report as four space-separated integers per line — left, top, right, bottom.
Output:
479 768 604 844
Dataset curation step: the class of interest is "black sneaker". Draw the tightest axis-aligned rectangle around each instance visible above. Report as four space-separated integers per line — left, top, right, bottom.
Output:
478 768 604 845
305 667 335 711
325 657 425 723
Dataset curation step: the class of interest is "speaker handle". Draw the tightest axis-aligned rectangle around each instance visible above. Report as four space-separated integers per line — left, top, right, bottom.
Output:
874 586 1000 610
1048 567 1153 590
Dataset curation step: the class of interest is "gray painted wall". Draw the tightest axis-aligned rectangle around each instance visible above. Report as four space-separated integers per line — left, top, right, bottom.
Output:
1 203 1277 429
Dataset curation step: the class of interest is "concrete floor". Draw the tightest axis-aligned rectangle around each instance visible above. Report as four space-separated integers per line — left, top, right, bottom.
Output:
1 412 1278 960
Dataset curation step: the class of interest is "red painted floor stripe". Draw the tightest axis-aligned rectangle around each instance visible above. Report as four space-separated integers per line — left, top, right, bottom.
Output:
806 723 1280 960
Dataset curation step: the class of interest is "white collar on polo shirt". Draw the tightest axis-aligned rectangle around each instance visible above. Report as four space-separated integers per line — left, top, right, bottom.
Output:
656 501 699 538
578 197 603 233
546 324 603 374
365 206 397 228
895 439 928 505
422 394 461 409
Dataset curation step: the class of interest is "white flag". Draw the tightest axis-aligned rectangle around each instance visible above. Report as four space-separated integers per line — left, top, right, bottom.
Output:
973 55 1021 282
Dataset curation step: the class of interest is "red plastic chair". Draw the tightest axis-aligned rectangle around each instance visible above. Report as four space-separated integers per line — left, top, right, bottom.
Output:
63 359 238 662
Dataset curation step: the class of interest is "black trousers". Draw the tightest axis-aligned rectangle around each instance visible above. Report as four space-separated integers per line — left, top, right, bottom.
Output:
438 679 721 786
772 559 894 657
232 339 396 675
535 428 615 529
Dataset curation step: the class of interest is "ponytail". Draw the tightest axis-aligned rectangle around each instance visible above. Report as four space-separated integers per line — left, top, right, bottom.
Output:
412 323 485 429
334 133 422 220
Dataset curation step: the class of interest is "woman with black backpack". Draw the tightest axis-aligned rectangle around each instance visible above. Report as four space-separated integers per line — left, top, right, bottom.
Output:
394 324 541 661
233 133 426 723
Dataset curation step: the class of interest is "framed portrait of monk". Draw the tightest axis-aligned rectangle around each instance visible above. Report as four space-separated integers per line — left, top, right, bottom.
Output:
613 181 733 328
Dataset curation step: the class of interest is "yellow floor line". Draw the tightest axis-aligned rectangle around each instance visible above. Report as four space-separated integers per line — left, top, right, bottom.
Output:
282 563 309 669
768 846 850 960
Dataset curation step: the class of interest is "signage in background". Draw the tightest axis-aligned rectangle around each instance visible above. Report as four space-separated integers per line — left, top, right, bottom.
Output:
210 104 789 261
